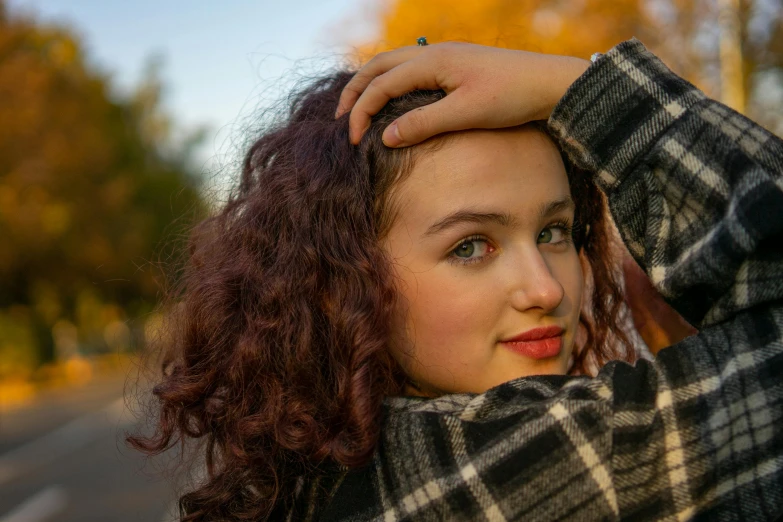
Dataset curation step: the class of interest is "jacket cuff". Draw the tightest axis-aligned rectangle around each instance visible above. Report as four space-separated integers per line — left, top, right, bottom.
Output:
547 38 706 191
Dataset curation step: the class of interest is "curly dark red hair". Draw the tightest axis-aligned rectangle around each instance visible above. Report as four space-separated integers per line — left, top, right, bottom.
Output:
129 71 634 520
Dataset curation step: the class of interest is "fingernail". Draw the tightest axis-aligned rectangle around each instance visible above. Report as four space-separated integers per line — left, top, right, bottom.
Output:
383 121 402 147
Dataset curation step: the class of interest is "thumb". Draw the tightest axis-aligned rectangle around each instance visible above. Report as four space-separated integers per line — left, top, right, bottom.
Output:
382 92 472 147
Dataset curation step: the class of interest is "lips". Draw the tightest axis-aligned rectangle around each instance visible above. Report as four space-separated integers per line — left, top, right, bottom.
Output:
500 325 564 360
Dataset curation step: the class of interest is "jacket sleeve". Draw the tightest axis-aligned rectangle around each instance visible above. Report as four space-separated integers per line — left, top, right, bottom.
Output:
548 38 783 519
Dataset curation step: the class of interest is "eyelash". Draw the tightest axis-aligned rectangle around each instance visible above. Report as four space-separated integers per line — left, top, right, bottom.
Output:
447 234 493 266
546 219 574 247
447 219 574 267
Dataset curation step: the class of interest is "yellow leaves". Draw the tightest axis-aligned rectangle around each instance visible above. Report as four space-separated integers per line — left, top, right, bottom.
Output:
81 233 113 268
531 9 565 40
363 0 647 61
100 176 134 209
30 280 62 325
12 185 48 239
0 8 205 374
21 24 83 70
0 184 16 217
40 203 71 236
75 289 106 340
0 181 70 241
0 306 38 378
47 36 78 68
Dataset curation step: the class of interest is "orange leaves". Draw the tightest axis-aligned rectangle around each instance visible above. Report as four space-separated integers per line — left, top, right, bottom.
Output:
364 0 651 59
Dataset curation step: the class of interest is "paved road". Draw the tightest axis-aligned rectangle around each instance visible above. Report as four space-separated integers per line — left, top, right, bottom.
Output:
0 372 181 522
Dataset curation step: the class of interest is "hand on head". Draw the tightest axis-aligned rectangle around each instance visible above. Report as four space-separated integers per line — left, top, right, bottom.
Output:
335 41 590 147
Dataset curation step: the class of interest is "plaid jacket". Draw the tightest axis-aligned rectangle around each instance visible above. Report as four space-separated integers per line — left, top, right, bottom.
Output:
290 39 783 521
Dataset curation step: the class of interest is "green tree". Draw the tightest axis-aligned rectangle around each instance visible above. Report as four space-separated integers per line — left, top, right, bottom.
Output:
0 3 206 374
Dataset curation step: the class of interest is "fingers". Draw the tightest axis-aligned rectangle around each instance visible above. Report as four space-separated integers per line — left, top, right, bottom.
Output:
347 58 449 144
335 45 425 119
382 90 474 147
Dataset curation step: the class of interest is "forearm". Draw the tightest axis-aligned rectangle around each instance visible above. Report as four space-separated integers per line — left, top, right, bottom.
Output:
548 38 783 329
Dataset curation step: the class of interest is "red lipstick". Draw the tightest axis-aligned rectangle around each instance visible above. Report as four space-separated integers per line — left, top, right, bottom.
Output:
500 326 564 360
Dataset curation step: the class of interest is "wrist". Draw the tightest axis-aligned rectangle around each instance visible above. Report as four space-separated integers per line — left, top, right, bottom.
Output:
536 56 590 121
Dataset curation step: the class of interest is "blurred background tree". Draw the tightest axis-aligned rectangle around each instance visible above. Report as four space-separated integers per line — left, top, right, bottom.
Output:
0 2 206 378
361 0 782 135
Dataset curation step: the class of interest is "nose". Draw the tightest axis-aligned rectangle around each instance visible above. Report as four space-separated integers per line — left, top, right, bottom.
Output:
509 249 564 313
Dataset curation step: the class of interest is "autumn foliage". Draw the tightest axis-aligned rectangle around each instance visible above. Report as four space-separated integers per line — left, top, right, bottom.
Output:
0 4 204 375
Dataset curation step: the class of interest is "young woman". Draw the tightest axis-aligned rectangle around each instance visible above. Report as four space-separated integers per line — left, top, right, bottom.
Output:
132 39 783 520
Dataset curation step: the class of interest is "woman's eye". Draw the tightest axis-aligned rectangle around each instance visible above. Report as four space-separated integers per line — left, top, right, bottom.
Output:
538 224 572 244
451 238 492 263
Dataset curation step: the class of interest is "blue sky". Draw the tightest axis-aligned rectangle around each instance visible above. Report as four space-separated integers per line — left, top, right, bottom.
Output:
8 0 380 172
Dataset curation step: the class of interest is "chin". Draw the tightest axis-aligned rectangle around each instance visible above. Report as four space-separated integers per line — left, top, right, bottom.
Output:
510 360 568 381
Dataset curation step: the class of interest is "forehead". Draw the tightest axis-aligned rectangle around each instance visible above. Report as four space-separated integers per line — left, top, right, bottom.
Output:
391 127 571 230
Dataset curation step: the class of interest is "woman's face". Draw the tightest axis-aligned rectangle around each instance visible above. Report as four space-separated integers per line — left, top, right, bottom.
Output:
382 126 583 396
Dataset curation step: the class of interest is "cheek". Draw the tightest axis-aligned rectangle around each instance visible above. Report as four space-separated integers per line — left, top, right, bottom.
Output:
565 253 584 309
553 251 584 328
391 269 498 360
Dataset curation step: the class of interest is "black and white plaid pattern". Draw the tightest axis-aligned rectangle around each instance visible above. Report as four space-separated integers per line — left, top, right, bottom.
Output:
288 39 783 521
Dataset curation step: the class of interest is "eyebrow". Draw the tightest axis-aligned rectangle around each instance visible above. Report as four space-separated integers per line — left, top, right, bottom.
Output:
422 196 575 238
